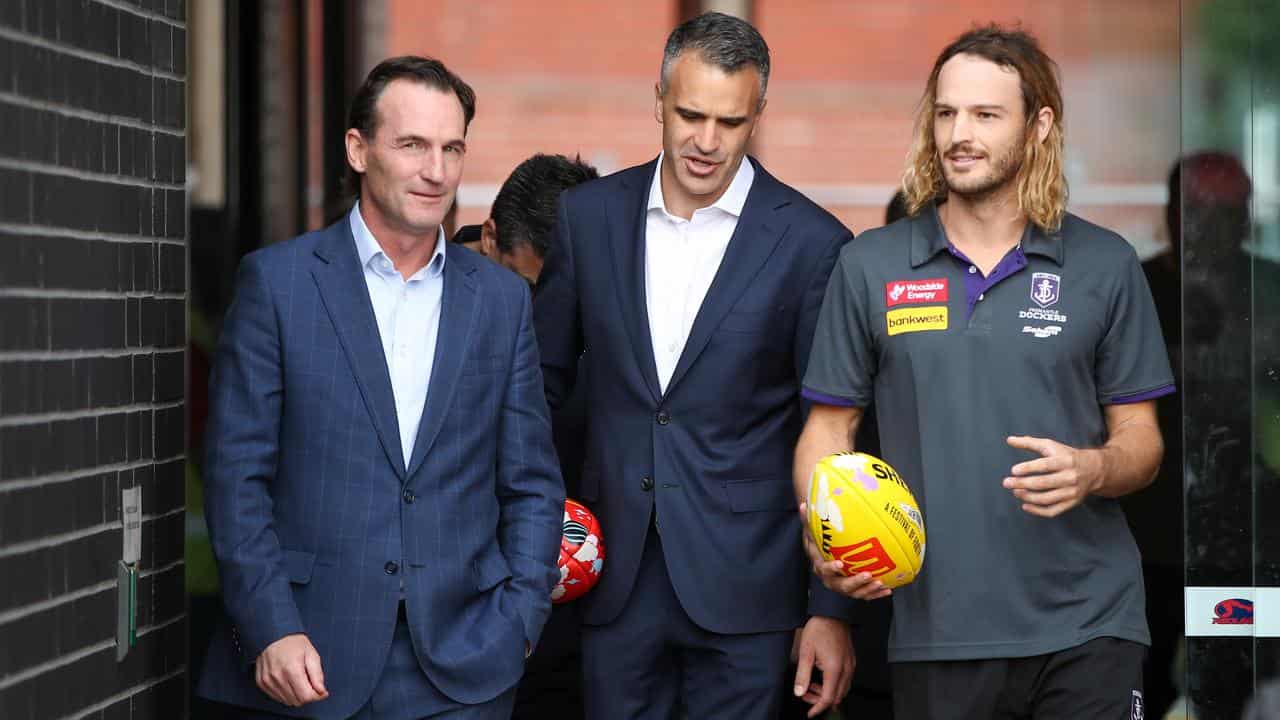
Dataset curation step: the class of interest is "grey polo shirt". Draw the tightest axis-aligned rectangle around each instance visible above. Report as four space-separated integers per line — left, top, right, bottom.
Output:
803 204 1174 662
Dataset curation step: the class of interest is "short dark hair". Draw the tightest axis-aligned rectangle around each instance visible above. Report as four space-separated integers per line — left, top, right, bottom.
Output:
344 56 476 198
490 154 599 259
660 12 770 105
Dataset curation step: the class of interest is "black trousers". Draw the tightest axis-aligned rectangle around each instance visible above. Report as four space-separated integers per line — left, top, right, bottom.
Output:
891 637 1146 720
512 603 584 720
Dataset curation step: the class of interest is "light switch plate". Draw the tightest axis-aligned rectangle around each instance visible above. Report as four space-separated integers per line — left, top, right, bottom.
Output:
121 486 141 565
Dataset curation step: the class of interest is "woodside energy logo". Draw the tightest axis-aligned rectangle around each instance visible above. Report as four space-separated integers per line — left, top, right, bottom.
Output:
885 278 949 307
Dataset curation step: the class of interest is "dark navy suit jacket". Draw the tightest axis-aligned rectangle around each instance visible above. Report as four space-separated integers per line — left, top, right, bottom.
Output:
532 158 856 633
196 219 564 717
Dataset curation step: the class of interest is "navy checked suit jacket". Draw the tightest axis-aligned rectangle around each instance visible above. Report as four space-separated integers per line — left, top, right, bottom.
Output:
532 158 857 634
196 219 564 717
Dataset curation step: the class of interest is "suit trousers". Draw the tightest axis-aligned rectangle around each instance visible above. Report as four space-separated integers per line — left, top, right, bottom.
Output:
236 603 517 720
581 525 793 720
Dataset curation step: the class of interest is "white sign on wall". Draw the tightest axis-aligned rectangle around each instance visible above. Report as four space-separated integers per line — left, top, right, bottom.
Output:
1185 586 1280 637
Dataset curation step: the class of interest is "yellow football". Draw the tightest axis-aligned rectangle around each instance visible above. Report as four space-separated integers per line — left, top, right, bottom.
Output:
807 452 925 589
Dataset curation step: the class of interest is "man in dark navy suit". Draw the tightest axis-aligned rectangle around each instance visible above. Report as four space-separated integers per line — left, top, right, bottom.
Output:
196 56 564 719
532 13 856 720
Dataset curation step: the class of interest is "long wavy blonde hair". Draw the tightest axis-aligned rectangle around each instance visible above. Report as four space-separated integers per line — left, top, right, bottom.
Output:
902 25 1068 231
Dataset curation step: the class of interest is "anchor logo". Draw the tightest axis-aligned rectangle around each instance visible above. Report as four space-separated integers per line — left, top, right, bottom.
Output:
1030 272 1060 308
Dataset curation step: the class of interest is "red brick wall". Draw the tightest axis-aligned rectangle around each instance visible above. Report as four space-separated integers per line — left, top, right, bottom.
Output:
756 0 1182 240
380 1 1182 250
384 0 679 226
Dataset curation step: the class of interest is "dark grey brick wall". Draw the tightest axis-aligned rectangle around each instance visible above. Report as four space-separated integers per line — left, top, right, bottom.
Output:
0 0 188 718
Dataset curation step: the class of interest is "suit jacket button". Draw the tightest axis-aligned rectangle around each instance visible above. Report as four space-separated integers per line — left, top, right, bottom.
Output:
640 476 654 491
385 561 399 575
656 410 670 425
402 489 416 504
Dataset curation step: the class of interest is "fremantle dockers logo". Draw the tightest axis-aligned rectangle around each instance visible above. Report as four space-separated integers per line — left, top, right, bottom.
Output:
1030 272 1060 308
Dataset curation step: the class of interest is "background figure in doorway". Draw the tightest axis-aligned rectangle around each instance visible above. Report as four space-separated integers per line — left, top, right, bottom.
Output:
1124 154 1197 719
471 152 600 720
478 153 600 290
1171 151 1258 720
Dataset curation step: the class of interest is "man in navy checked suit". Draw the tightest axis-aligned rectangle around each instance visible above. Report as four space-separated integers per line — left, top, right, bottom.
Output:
196 57 564 719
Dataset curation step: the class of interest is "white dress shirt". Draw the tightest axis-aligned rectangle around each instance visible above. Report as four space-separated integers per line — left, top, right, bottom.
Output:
644 154 755 393
350 203 446 469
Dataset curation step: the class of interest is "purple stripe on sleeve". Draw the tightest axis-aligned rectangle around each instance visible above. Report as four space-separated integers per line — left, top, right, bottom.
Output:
802 387 861 407
1109 384 1176 404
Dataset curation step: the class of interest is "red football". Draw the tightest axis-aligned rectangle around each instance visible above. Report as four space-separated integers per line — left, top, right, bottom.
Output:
552 498 605 604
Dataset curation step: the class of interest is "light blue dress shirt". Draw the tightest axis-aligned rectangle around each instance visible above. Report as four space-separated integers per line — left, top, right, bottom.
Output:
349 203 446 470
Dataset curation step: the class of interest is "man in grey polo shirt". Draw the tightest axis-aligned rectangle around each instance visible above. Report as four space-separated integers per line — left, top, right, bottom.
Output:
794 25 1173 719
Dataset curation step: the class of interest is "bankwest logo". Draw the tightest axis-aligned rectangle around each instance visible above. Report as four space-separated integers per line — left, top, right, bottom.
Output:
887 306 948 336
885 278 949 307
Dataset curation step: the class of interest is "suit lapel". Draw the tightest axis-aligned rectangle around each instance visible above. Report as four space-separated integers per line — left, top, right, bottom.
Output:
311 221 405 478
662 161 790 397
406 244 479 480
607 160 663 404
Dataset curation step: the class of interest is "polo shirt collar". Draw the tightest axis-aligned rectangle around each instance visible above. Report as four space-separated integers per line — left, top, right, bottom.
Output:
1021 220 1064 266
909 201 1064 268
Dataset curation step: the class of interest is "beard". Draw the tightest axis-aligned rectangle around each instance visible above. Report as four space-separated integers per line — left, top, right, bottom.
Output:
940 135 1023 202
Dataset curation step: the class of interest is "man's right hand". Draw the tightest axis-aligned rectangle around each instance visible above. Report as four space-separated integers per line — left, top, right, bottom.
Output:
255 633 329 707
800 502 893 601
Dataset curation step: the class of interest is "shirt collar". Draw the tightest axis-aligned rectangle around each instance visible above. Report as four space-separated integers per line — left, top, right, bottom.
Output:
350 201 447 278
909 201 1064 268
646 152 756 219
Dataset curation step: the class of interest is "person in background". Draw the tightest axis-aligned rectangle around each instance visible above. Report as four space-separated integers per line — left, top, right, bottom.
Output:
1165 151 1257 720
473 151 600 720
478 153 600 289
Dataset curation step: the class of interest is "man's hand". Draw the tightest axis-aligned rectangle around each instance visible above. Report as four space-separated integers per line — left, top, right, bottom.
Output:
255 633 329 707
792 616 855 718
1003 435 1104 518
799 503 892 600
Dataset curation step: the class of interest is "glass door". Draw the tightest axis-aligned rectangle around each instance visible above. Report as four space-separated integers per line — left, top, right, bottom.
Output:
1181 1 1280 718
